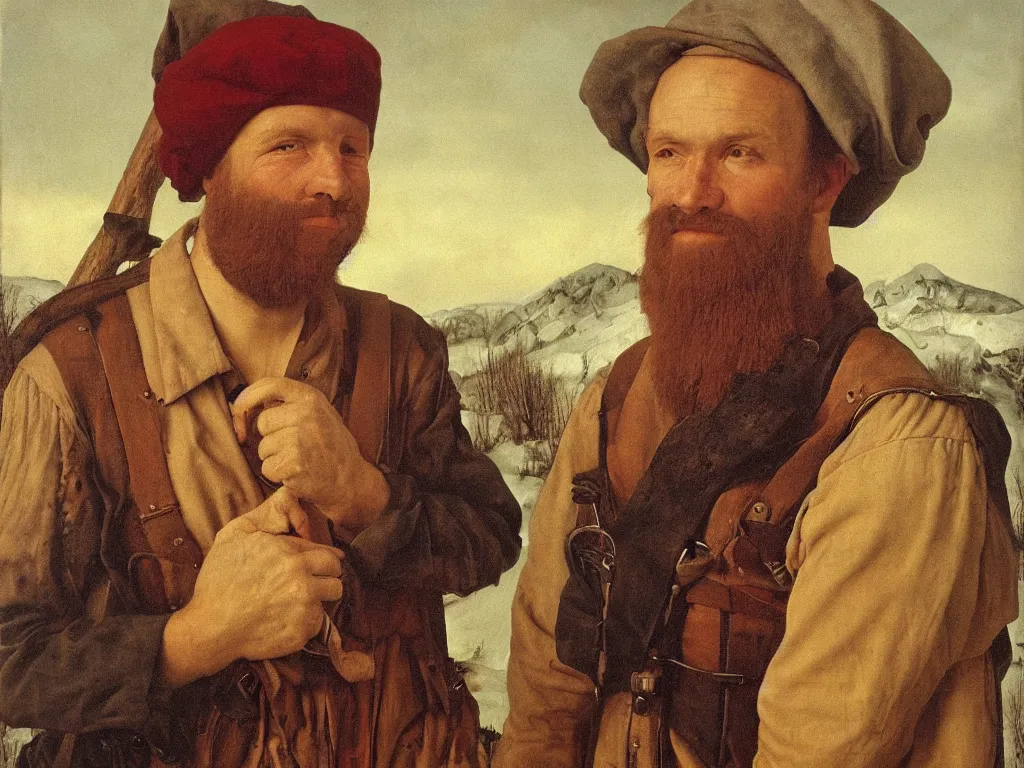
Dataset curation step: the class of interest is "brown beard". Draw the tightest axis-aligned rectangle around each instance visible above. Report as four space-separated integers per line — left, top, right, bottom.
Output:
638 205 813 418
201 178 367 309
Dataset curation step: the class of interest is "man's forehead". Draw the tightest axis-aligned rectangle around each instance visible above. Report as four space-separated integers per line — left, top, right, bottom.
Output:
649 54 810 137
243 104 369 136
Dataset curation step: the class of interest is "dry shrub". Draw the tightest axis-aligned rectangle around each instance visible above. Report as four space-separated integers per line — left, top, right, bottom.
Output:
929 353 980 395
474 344 578 475
0 278 21 399
1012 468 1024 579
1007 662 1024 768
468 412 501 454
993 353 1024 416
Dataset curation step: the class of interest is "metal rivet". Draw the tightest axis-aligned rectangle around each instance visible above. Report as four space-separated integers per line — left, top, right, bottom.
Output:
77 326 87 333
173 537 184 547
846 390 856 403
148 504 157 511
143 390 152 399
193 563 200 569
751 501 769 519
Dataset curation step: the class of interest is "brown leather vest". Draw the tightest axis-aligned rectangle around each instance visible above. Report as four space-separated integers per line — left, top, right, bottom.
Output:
574 327 1012 768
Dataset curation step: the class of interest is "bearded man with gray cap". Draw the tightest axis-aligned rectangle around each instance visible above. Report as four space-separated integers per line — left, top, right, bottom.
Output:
495 1 1018 766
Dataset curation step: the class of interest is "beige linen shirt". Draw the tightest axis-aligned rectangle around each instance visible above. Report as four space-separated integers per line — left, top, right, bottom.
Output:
495 355 1018 767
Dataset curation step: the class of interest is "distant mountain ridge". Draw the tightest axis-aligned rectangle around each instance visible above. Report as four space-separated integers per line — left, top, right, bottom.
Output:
865 264 1022 317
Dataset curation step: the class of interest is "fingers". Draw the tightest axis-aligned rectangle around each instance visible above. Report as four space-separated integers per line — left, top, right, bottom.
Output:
229 487 314 541
301 548 344 579
277 534 345 558
256 427 296 462
231 377 309 442
312 578 344 603
256 404 304 439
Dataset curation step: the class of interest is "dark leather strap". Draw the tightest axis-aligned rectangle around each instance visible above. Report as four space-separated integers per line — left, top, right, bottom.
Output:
14 260 152 363
345 288 392 465
42 294 203 614
601 337 649 416
92 296 203 577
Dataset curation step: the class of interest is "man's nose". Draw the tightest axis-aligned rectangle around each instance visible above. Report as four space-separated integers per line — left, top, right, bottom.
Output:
305 148 347 200
651 157 725 215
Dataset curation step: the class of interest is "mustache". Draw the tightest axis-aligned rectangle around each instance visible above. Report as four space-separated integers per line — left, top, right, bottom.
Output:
644 205 756 240
286 195 364 220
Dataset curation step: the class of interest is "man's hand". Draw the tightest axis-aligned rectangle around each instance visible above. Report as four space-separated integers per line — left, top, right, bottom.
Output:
159 488 344 688
230 377 390 534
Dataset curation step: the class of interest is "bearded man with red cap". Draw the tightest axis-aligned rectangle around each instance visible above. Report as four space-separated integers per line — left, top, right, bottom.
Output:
0 13 520 768
495 1 1018 766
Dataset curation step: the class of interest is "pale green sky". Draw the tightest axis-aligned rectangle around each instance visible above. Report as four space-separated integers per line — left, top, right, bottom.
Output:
1 0 1022 313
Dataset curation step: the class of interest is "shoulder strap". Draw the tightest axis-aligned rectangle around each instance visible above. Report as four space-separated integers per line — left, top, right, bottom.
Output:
601 337 650 416
753 329 944 528
91 296 203 576
41 293 202 614
343 288 393 465
569 338 651 532
744 328 1014 586
13 259 152 364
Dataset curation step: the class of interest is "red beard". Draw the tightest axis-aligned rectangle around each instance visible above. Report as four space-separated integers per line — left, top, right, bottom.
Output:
201 179 367 309
638 205 813 418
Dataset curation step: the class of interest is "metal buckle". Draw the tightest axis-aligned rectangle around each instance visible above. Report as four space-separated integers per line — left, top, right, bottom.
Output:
236 670 259 699
677 539 711 565
565 524 616 582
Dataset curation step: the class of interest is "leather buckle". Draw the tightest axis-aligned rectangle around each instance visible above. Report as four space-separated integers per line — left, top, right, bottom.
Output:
236 670 259 699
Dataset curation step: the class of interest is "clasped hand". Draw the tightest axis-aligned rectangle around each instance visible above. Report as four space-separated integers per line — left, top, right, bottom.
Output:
164 488 344 682
230 377 389 533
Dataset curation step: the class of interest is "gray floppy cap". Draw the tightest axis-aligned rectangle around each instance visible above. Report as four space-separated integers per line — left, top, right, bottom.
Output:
580 0 952 227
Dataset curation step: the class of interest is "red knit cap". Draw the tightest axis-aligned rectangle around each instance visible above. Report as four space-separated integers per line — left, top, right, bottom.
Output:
154 16 381 202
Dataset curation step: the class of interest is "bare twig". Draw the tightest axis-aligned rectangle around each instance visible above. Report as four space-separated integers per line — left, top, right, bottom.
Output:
0 278 22 398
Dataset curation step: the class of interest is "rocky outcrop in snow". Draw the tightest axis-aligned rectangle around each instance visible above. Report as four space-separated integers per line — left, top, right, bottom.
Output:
4 276 65 326
867 263 1022 319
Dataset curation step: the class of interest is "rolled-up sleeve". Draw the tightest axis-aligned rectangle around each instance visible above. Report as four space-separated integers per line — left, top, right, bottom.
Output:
0 347 173 734
348 316 522 597
755 394 1019 767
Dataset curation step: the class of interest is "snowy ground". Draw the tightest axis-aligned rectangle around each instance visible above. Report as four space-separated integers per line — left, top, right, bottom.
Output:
444 441 543 731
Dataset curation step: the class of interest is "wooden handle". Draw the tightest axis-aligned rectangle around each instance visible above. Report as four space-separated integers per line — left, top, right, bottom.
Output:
68 110 166 288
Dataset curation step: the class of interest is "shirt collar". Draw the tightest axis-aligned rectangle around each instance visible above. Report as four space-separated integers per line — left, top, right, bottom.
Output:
143 218 349 406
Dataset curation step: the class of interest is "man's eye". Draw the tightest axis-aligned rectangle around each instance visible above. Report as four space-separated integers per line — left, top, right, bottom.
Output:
727 146 753 159
653 148 675 159
273 143 298 152
341 144 361 156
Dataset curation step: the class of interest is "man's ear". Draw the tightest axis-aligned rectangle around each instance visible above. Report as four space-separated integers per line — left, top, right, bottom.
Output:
811 154 855 215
